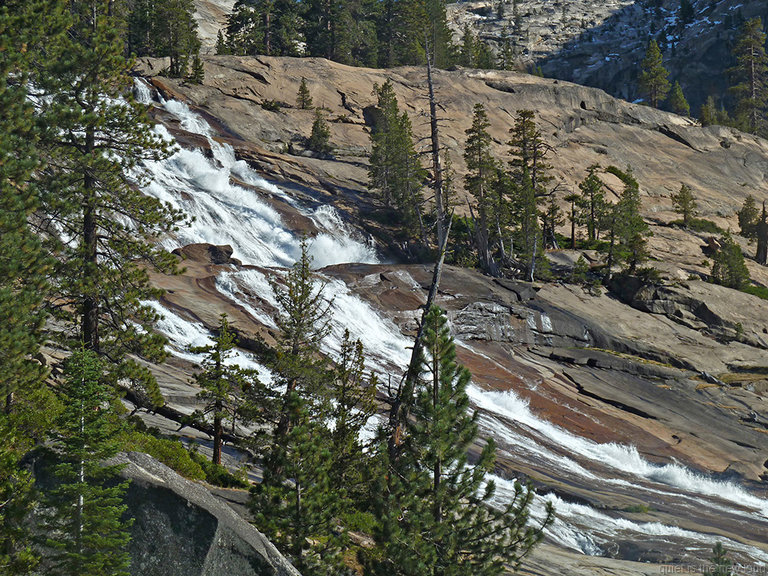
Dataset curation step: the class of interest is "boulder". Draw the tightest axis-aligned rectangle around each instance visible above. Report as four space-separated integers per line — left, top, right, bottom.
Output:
173 243 240 266
113 452 300 576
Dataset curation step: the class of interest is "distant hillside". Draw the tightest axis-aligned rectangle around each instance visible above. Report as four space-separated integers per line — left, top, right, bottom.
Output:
448 0 768 113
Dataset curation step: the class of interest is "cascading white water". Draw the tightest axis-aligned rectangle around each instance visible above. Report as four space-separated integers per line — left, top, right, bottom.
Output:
136 81 768 563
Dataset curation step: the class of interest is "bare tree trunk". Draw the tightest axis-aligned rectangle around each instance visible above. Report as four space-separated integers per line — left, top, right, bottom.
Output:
426 46 447 249
83 126 99 353
387 217 452 462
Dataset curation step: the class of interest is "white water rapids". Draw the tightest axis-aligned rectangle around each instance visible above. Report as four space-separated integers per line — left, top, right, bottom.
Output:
133 80 768 564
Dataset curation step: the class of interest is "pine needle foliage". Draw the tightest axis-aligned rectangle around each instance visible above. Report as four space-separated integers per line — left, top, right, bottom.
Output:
32 0 186 405
369 307 552 576
42 349 132 576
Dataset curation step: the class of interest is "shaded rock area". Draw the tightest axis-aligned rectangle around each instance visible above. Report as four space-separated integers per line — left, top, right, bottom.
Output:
115 452 299 576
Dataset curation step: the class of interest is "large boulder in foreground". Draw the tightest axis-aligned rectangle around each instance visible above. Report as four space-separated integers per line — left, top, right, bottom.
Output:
114 452 299 576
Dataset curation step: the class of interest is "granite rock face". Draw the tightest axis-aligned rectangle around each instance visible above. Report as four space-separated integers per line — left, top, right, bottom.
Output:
114 452 299 576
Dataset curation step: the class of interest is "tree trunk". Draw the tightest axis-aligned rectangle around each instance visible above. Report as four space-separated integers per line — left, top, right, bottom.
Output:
426 48 446 249
213 400 223 465
82 126 99 352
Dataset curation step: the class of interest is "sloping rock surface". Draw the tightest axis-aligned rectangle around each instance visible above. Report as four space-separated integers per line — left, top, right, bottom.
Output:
114 452 299 576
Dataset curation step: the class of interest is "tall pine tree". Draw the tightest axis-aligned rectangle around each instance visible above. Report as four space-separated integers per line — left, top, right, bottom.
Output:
33 0 186 406
369 307 552 576
729 17 768 135
42 349 132 576
639 39 670 108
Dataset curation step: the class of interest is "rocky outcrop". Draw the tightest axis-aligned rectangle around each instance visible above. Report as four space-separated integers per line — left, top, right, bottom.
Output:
114 452 299 576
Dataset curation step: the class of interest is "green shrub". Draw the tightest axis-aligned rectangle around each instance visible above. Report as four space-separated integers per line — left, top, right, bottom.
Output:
119 430 206 481
742 285 768 300
261 99 282 112
189 449 249 488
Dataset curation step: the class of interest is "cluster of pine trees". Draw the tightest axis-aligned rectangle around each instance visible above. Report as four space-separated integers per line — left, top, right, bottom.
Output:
366 86 652 283
189 242 552 575
639 17 768 137
216 0 508 70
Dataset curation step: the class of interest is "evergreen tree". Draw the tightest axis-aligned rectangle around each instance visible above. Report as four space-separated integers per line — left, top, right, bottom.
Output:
305 0 379 65
737 194 760 239
670 183 697 227
369 306 552 576
699 95 718 126
564 192 580 249
458 24 475 67
668 81 690 116
250 397 346 576
497 26 516 70
639 39 670 107
368 81 426 237
756 202 768 265
464 104 498 275
607 168 650 274
297 77 314 109
215 30 230 54
42 349 131 576
33 0 186 406
188 53 205 84
711 232 750 289
542 194 564 249
515 167 547 281
190 315 268 466
156 0 201 77
269 240 332 443
729 17 768 135
577 165 607 242
308 108 333 155
679 0 694 24
226 0 302 56
0 0 62 411
710 542 732 576
508 110 552 198
327 331 377 505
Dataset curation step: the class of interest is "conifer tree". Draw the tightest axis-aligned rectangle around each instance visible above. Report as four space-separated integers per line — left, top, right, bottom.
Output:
671 183 697 227
368 81 426 238
577 165 607 242
190 314 268 466
711 232 750 289
33 0 186 406
611 169 650 274
269 240 332 443
42 349 132 576
542 194 564 249
564 192 580 249
458 24 475 67
756 202 768 265
327 331 377 504
369 306 552 576
508 110 552 197
464 104 498 275
699 95 718 126
215 30 230 54
297 77 313 109
226 0 302 56
729 18 768 135
738 195 760 239
188 53 205 84
308 108 333 155
639 39 670 107
668 81 690 116
156 0 201 77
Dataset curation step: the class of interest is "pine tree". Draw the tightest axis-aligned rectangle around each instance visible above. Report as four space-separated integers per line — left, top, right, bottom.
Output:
190 314 267 465
756 202 768 265
729 18 768 135
639 39 670 107
33 1 186 406
458 24 475 67
710 542 732 576
297 77 313 109
42 349 132 576
699 95 718 126
604 168 650 276
668 81 690 116
497 26 516 70
464 104 498 275
327 331 377 505
368 81 426 237
226 0 302 56
670 183 697 227
308 108 333 155
542 194 564 249
577 165 607 242
508 110 552 198
0 0 62 411
712 232 750 289
369 306 552 576
269 240 332 443
737 194 760 239
564 192 580 249
188 53 205 84
215 30 230 54
156 0 201 77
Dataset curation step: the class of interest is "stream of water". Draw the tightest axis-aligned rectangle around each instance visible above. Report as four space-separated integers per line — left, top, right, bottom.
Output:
134 80 768 564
